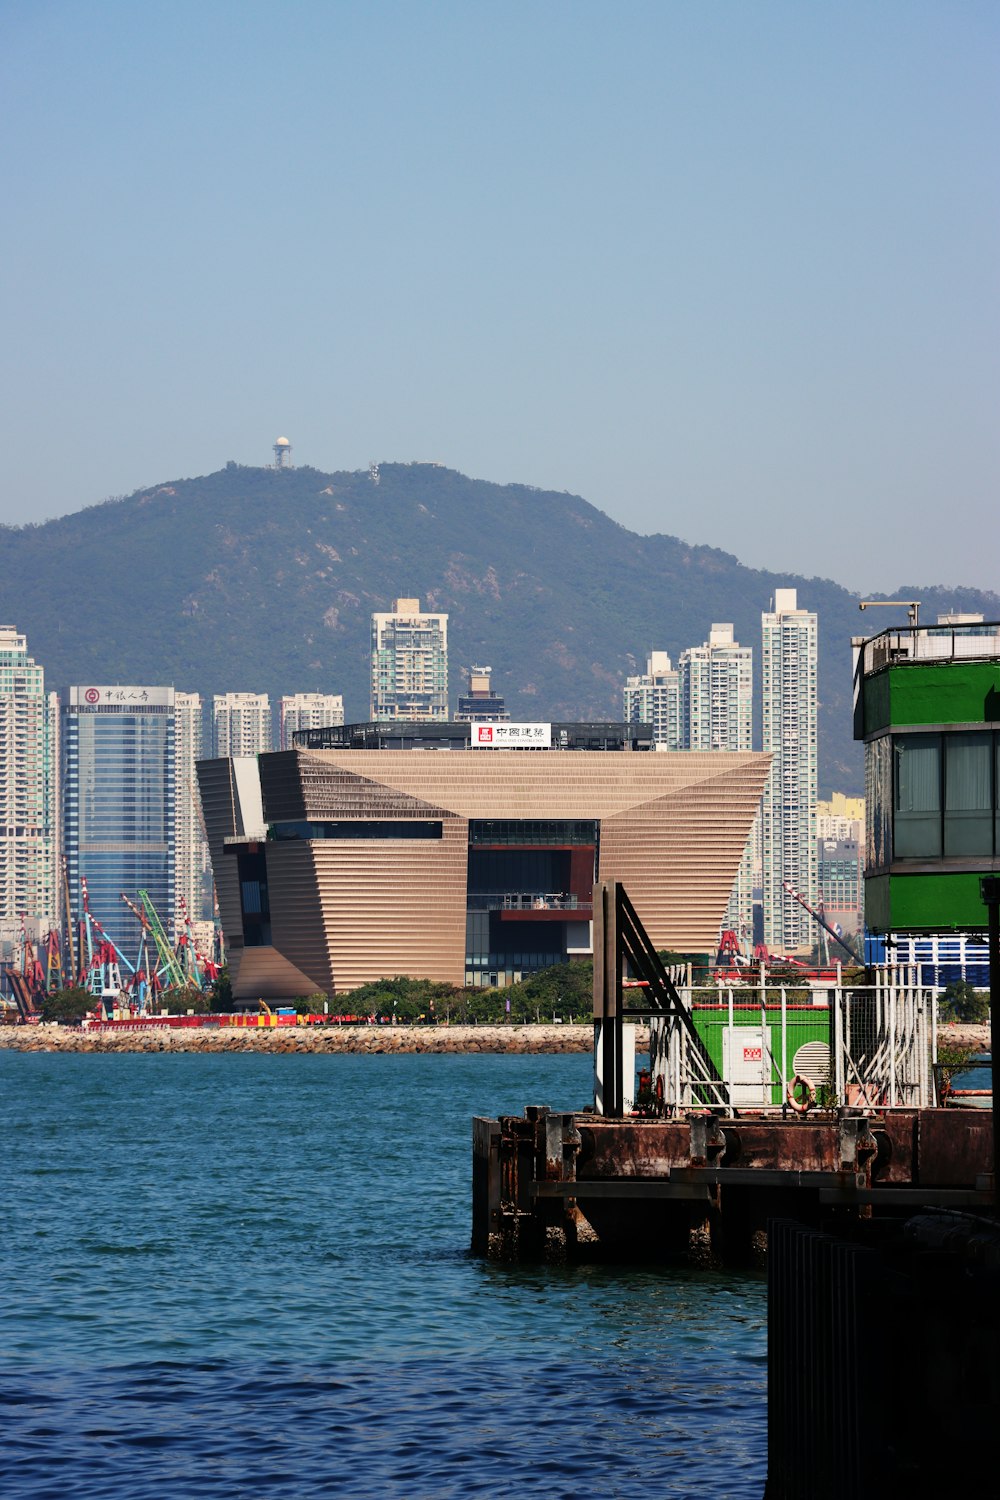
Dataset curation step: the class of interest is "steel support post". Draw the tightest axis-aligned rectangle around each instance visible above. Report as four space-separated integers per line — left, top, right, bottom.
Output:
980 877 1000 1198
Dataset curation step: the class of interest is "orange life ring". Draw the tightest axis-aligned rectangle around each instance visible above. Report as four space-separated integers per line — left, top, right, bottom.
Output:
786 1073 816 1114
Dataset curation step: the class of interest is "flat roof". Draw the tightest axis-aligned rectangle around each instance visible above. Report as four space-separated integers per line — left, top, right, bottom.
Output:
292 720 654 751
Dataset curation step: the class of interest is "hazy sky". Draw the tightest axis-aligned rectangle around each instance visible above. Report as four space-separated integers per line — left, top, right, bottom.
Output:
2 1 996 592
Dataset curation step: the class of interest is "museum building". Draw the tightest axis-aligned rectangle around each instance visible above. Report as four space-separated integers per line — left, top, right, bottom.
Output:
197 722 770 999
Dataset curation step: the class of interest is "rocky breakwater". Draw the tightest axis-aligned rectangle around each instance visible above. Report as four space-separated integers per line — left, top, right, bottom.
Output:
0 1023 649 1056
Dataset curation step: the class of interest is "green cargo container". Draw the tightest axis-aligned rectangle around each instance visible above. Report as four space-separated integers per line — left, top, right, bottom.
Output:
692 1001 833 1106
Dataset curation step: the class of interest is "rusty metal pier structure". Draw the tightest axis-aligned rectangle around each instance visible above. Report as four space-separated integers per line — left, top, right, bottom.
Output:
472 882 995 1265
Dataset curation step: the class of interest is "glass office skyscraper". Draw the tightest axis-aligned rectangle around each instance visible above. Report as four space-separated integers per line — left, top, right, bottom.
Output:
63 686 175 961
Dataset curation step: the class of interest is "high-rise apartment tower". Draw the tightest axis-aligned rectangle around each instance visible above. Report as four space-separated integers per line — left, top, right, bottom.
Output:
173 692 209 922
761 589 818 953
623 652 681 749
279 693 345 749
0 627 59 940
371 598 449 721
213 693 272 757
679 625 753 751
680 625 755 937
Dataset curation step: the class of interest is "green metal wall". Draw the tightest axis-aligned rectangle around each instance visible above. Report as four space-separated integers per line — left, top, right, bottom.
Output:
863 660 1000 735
692 1004 832 1105
865 870 991 933
861 658 1000 932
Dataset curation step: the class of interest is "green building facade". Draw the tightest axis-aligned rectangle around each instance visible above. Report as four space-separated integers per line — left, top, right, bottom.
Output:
854 621 1000 933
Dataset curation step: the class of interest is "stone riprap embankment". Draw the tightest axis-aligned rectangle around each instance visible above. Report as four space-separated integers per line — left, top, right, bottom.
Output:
0 1023 646 1055
937 1023 990 1051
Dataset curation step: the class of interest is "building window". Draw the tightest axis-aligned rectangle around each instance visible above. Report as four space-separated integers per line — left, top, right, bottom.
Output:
944 733 993 856
893 735 941 857
890 730 997 861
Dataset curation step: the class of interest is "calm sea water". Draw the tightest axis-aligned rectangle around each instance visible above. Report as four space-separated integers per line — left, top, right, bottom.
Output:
1 1051 766 1498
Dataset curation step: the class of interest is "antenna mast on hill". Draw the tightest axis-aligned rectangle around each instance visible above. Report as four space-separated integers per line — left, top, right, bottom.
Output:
273 436 293 469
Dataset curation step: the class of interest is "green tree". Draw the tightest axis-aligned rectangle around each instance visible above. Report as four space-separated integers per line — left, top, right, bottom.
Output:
938 981 989 1024
211 965 233 1009
158 987 212 1015
37 986 92 1024
513 960 593 1021
333 976 462 1022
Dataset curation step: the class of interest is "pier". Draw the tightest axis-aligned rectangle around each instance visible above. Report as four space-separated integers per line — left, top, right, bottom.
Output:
472 882 994 1264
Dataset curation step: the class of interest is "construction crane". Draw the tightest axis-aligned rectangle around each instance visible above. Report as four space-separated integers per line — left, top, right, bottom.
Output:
3 914 45 1021
44 930 62 993
137 889 187 992
781 880 857 962
80 880 135 1002
62 857 77 986
714 929 752 981
174 896 202 984
119 892 163 1010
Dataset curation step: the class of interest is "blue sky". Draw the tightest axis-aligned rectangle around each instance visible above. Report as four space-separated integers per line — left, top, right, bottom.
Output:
2 0 996 592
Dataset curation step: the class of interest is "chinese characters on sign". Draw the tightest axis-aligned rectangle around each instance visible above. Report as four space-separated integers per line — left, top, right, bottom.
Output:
470 722 552 749
87 689 151 703
73 686 174 709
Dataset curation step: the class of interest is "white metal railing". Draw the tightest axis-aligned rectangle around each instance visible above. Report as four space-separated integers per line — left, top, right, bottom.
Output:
474 893 583 911
648 966 940 1113
862 622 1000 675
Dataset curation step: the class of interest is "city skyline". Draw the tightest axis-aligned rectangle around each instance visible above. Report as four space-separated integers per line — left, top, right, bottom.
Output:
0 589 845 959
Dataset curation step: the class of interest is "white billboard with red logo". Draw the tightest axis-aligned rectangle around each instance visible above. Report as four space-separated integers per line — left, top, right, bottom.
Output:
470 722 552 749
70 686 174 708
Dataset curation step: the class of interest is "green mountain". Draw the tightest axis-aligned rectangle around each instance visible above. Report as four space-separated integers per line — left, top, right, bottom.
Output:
4 461 995 795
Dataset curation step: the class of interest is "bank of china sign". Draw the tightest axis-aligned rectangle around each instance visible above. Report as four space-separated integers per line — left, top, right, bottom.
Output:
471 722 551 749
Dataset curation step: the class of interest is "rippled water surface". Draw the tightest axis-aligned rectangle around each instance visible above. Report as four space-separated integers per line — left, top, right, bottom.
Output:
2 1050 766 1497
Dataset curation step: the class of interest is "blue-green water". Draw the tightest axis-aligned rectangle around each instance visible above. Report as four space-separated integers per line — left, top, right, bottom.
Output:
2 1051 766 1497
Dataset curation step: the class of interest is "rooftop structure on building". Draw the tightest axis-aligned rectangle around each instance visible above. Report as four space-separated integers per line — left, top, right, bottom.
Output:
199 730 770 999
454 666 509 723
293 720 654 753
371 597 449 722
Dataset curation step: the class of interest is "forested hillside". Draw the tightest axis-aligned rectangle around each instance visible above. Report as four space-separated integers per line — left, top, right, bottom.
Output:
4 461 996 794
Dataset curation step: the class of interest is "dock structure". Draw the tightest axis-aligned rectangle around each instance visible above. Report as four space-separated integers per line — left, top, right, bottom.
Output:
472 1104 993 1265
471 881 995 1265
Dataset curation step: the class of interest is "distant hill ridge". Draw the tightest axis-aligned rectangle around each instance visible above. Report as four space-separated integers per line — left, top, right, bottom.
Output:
4 461 997 796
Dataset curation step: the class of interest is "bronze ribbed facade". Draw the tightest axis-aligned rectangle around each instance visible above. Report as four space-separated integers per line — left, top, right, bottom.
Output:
199 746 770 999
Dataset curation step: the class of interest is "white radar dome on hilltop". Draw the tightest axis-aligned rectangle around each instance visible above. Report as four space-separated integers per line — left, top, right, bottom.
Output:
275 436 291 446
